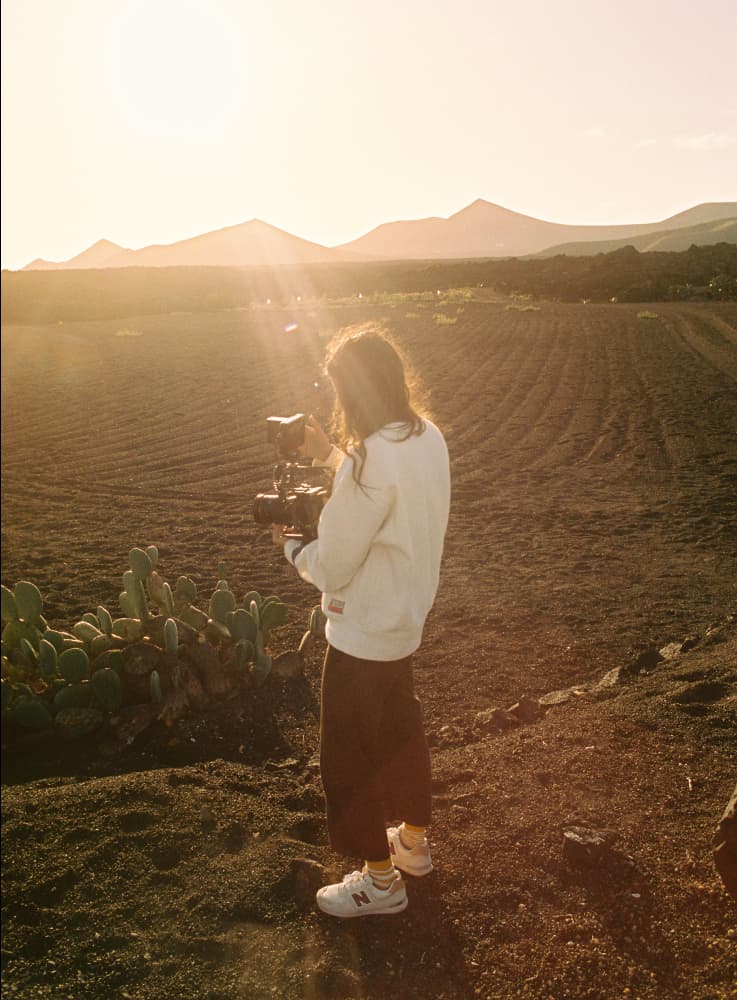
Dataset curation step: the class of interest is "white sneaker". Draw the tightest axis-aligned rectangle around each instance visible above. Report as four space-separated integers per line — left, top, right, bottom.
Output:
316 869 408 918
387 826 434 877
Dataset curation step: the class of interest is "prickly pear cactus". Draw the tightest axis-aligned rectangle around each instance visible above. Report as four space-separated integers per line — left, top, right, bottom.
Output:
112 619 144 642
3 557 291 752
229 609 258 644
1 585 19 624
96 606 114 636
129 547 154 581
175 576 197 606
91 667 122 713
251 631 272 686
234 639 255 672
259 597 288 643
58 647 90 684
164 618 178 656
209 588 236 624
73 620 103 643
122 569 149 623
309 606 327 638
13 582 44 626
150 670 163 704
38 639 58 679
11 694 53 730
20 638 39 670
53 682 93 712
178 605 209 630
161 583 175 617
2 619 41 654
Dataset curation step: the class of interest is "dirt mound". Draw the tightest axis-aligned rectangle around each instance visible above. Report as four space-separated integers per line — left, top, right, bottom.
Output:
2 617 735 999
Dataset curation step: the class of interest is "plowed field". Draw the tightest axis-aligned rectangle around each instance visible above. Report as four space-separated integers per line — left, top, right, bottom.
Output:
3 300 736 711
2 298 737 1000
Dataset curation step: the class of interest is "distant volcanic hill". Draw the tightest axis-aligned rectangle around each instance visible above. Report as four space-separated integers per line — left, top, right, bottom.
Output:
534 215 737 257
336 200 737 260
19 201 737 270
23 238 127 270
22 220 375 271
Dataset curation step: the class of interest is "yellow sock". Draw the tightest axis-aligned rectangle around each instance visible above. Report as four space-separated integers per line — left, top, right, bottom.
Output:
365 857 395 889
400 822 426 848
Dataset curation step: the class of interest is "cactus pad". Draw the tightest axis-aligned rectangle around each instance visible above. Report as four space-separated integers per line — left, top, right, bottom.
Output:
91 667 122 713
13 581 44 625
1 585 19 624
11 695 54 730
150 670 163 704
96 606 114 636
59 647 90 684
38 639 59 678
229 609 258 644
53 682 93 711
129 547 154 580
209 589 236 624
73 620 103 643
164 618 179 656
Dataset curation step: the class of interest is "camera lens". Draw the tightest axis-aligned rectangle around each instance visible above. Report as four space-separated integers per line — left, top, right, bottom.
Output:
253 492 288 525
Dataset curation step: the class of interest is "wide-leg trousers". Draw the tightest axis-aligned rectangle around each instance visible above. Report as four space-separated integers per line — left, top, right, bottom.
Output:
319 643 432 860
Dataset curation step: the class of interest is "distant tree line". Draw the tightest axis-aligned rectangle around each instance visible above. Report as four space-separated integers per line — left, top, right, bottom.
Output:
2 242 736 324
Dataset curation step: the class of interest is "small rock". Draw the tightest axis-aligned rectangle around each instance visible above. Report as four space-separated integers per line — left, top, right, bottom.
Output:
268 757 300 771
474 707 518 734
592 667 624 690
659 642 682 661
563 826 617 867
681 635 701 653
508 695 546 724
540 685 588 706
626 647 662 675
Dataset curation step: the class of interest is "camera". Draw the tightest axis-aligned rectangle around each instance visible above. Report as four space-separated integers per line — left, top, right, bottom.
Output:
253 414 330 541
266 413 308 459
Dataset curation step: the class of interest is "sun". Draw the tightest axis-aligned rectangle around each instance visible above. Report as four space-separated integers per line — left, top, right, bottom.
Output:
100 2 252 141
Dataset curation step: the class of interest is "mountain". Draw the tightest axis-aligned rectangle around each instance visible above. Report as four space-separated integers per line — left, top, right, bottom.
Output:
535 216 737 257
22 220 372 271
19 201 737 271
337 200 737 260
24 239 126 270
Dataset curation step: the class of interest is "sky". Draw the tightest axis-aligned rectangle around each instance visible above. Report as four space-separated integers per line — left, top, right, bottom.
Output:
2 0 737 270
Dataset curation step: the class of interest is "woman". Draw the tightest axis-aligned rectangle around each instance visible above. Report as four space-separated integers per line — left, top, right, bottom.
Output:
273 326 450 918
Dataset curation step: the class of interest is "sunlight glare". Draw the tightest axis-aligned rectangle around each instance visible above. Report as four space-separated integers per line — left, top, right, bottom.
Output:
100 2 254 141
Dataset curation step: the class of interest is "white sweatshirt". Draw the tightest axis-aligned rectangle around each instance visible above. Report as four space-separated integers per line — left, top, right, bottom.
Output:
284 419 450 660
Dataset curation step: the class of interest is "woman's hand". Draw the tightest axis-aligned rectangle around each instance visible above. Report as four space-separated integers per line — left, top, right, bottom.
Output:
298 415 332 462
271 524 288 546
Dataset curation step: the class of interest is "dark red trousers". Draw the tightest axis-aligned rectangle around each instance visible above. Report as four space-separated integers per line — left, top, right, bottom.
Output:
319 644 432 860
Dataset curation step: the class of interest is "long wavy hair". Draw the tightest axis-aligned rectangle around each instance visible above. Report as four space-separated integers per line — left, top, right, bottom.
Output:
325 325 426 486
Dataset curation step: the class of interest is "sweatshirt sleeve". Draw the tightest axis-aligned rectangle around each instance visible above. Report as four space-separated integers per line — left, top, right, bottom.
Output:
289 457 394 593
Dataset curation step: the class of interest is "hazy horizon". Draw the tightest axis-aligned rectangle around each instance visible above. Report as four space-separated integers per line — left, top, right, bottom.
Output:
3 0 737 271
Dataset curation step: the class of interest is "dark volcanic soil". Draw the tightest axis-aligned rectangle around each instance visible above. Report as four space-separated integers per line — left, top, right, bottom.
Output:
2 297 737 999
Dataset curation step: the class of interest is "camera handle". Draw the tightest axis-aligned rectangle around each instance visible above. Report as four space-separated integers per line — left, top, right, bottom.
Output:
272 457 309 493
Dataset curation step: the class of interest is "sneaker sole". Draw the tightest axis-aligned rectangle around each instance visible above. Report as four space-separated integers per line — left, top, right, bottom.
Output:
316 895 409 918
392 860 434 877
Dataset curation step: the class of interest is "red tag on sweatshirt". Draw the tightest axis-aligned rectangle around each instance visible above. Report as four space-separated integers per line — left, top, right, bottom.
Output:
327 599 345 615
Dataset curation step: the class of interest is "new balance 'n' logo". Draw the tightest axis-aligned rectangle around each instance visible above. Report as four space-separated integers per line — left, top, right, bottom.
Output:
352 891 371 906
